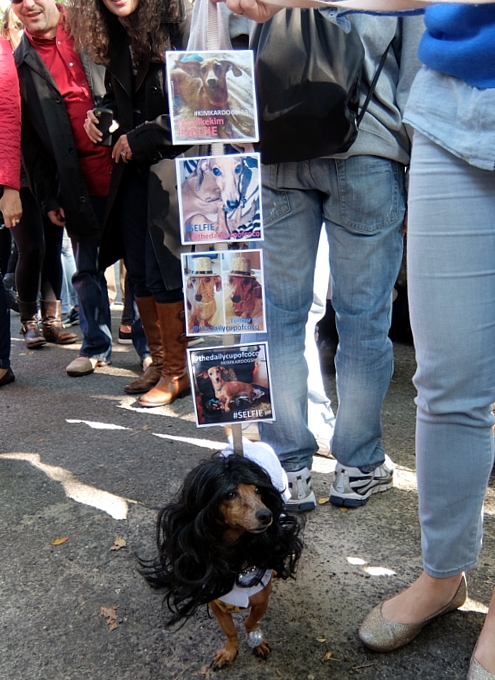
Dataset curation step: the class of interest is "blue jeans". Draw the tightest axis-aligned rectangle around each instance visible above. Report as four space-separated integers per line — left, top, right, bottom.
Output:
245 156 405 472
70 196 112 362
408 132 495 577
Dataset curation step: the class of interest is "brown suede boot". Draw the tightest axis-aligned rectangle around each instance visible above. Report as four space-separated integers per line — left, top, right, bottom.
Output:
124 296 163 394
139 300 190 407
41 300 78 344
19 300 46 349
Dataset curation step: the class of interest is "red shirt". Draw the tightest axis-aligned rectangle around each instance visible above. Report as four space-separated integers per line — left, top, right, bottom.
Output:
25 17 112 196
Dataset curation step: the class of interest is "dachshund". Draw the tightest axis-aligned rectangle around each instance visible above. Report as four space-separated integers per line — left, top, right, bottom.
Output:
200 365 254 413
138 455 303 669
171 58 242 113
228 274 263 321
186 274 222 332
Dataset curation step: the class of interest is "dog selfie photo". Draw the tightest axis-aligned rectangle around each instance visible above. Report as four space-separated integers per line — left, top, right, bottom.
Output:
176 153 262 243
166 50 258 143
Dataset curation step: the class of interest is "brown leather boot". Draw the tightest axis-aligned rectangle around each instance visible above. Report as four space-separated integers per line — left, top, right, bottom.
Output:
139 300 190 407
19 300 46 349
124 296 163 394
41 300 78 344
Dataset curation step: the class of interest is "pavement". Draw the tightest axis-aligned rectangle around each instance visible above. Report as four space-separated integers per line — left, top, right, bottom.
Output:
1 309 494 680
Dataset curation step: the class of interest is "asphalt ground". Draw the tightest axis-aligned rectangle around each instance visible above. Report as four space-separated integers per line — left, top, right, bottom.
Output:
1 309 494 680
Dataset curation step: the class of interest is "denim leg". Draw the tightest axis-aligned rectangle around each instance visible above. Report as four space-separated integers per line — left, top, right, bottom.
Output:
408 133 495 577
246 162 323 472
0 274 11 369
71 237 112 362
323 156 405 471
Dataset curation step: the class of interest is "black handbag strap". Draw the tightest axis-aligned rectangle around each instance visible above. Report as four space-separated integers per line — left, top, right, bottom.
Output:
356 41 392 127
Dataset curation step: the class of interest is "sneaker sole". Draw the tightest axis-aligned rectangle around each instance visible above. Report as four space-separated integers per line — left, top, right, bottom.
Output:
66 368 95 377
329 479 393 508
285 491 317 512
117 338 133 345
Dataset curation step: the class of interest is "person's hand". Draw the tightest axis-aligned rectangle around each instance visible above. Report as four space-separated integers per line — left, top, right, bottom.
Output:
47 206 66 226
112 135 133 164
214 0 281 23
84 109 103 144
0 186 22 228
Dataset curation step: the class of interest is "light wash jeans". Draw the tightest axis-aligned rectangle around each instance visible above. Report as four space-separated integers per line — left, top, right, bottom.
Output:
245 156 405 472
408 132 495 577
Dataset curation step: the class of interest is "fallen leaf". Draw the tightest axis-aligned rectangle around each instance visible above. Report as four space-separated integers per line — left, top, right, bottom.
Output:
316 637 326 643
52 536 69 545
318 497 329 505
339 507 349 513
110 536 127 551
100 606 119 631
323 651 334 660
276 670 282 677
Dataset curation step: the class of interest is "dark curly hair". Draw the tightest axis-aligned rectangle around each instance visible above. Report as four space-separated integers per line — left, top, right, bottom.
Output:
67 0 185 65
138 455 304 625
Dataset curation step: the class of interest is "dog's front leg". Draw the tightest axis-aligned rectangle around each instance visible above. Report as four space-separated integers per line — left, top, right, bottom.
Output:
209 600 239 669
244 579 272 659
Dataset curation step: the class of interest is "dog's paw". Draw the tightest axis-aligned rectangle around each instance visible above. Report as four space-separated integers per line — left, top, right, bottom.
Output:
211 647 238 671
252 641 271 659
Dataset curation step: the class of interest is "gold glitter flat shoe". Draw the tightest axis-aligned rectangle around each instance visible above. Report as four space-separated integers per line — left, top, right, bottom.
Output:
468 657 495 680
358 574 467 652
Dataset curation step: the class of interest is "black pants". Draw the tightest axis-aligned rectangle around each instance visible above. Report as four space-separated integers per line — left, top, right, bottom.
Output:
10 187 63 302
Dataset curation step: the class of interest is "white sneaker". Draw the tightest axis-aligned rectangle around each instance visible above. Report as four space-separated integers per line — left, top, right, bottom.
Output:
329 455 394 508
285 467 316 512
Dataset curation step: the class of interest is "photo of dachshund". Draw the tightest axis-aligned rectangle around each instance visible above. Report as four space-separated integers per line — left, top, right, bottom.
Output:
200 365 256 413
185 257 223 333
167 50 258 143
138 455 303 669
224 253 265 328
178 154 262 243
171 57 243 113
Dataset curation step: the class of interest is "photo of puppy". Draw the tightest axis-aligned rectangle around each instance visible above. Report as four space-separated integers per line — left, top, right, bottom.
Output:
166 50 258 144
138 455 303 669
178 154 261 243
223 253 265 329
184 256 223 334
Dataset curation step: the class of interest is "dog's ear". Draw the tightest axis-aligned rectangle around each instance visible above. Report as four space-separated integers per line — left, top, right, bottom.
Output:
197 370 209 379
214 275 222 292
187 276 195 289
223 61 242 78
195 159 209 190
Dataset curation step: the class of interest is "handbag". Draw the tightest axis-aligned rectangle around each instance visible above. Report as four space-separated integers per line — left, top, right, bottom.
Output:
251 9 365 164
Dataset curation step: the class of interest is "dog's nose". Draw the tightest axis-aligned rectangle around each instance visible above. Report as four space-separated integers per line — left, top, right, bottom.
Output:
195 294 203 302
256 509 273 525
231 295 241 303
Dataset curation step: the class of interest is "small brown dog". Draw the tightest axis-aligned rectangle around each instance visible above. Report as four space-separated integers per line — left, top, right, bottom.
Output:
185 257 222 332
138 455 303 670
171 57 242 112
201 365 254 412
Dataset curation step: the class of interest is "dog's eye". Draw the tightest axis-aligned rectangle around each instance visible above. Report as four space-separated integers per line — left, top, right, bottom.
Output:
234 164 242 175
254 487 262 496
205 277 211 283
225 491 237 501
212 167 222 177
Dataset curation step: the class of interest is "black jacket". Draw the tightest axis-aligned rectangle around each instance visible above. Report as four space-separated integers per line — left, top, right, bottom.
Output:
97 5 193 287
15 32 107 241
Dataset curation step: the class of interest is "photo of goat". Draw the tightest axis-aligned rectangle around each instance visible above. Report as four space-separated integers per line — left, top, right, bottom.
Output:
188 343 273 426
222 251 265 331
176 153 262 243
138 454 302 669
166 50 258 144
183 255 224 335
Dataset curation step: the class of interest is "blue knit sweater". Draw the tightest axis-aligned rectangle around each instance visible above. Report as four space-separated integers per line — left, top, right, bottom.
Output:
419 4 495 88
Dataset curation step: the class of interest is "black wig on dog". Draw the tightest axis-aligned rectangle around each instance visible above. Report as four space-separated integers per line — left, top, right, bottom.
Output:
138 455 303 625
